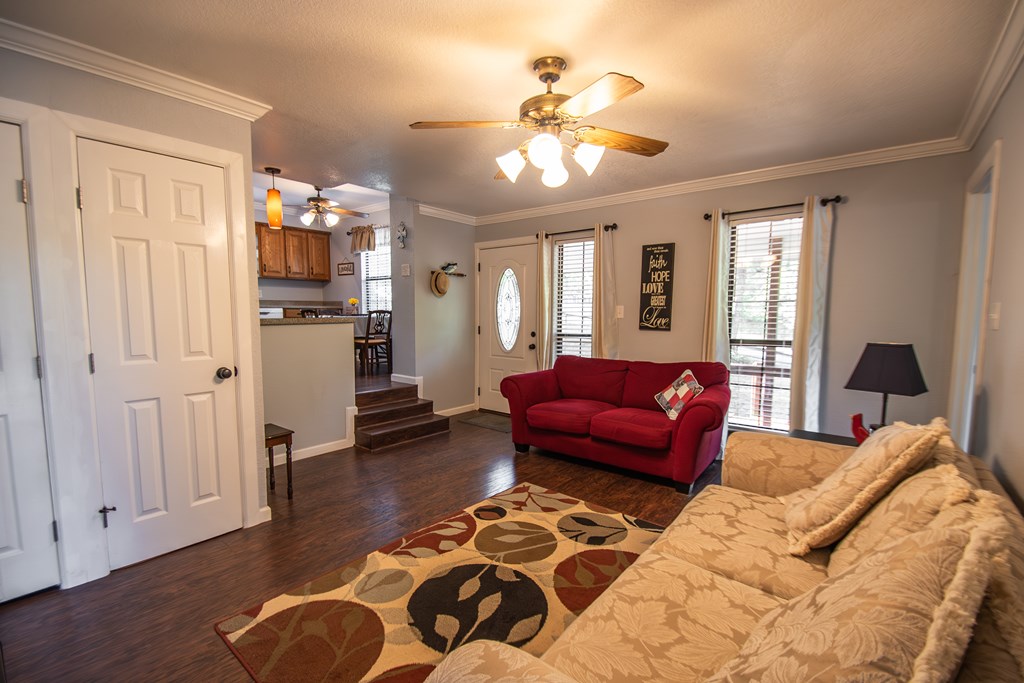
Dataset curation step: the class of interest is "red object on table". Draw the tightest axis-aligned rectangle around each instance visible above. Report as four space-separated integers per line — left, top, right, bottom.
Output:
850 413 871 444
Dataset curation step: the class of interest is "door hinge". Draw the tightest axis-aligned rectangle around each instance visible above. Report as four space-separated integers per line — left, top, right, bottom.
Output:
75 187 83 209
477 387 481 396
51 520 59 542
477 262 481 272
20 178 29 204
88 352 95 374
35 356 42 379
477 325 481 334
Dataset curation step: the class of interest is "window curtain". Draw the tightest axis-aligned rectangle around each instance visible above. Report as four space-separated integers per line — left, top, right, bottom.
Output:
536 231 555 370
592 223 619 358
789 196 835 431
701 209 731 364
350 225 376 253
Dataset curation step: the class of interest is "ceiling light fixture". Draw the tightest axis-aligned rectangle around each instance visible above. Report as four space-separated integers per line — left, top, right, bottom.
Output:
496 148 527 183
527 131 563 169
541 160 569 188
300 211 315 226
264 167 283 229
572 143 605 176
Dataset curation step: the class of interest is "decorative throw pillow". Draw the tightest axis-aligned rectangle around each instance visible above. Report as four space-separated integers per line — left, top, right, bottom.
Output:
828 464 974 575
706 516 1010 683
654 369 703 420
784 417 948 555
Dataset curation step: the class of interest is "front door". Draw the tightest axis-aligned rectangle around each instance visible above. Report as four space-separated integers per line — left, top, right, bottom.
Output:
78 138 242 569
478 243 537 412
0 121 60 601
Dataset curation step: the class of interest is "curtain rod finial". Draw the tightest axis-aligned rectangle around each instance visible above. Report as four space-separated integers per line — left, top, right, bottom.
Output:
703 213 712 221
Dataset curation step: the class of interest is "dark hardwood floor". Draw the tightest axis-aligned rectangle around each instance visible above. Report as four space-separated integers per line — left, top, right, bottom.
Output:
0 405 717 682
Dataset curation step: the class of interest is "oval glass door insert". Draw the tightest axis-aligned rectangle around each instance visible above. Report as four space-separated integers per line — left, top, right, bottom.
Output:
496 268 521 351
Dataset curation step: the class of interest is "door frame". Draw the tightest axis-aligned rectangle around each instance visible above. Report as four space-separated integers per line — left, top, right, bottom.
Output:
475 236 537 411
947 139 1002 451
0 96 265 588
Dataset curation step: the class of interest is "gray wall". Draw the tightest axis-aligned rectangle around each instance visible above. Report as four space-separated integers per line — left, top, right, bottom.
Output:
476 154 967 437
390 196 418 376
969 60 1024 506
413 212 477 411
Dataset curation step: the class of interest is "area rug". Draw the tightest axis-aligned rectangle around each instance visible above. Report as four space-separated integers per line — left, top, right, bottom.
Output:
457 413 512 433
216 482 663 682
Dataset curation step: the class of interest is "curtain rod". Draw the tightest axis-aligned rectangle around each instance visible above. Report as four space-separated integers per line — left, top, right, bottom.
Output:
345 224 388 236
702 195 842 221
536 223 618 238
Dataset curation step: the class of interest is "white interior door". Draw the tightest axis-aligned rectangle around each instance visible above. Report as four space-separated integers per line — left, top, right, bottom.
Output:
478 243 537 412
0 121 61 601
948 141 1001 451
78 138 242 569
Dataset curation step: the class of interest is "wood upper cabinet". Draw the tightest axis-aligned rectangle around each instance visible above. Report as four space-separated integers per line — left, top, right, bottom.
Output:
307 231 331 281
284 229 309 279
256 222 286 278
257 223 332 282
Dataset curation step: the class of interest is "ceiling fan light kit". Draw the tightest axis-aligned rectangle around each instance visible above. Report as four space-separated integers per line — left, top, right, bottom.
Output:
289 186 370 228
411 55 668 189
264 167 283 229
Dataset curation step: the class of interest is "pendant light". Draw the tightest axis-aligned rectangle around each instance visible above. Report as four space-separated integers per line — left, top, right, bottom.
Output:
264 167 283 229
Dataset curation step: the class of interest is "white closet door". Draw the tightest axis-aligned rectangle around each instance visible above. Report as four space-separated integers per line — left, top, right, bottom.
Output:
0 121 60 602
78 138 242 569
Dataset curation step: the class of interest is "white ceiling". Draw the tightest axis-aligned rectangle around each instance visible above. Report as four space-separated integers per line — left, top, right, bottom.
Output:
1 0 1016 218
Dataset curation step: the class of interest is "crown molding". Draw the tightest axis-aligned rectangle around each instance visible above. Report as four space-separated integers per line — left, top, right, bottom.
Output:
0 19 271 122
417 204 477 226
474 136 968 225
958 0 1024 145
356 201 390 215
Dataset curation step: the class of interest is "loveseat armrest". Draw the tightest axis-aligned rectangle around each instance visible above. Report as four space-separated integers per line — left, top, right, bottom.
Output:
723 431 855 497
501 369 561 446
424 641 579 683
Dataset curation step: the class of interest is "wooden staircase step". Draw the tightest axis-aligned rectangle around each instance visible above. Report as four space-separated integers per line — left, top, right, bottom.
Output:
355 398 435 428
355 382 418 407
355 414 450 451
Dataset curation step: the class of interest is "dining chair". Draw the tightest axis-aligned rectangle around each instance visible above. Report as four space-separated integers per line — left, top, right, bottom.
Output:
354 310 392 373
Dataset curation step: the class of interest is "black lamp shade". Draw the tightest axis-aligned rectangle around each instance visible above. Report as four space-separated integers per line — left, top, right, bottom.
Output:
845 343 928 397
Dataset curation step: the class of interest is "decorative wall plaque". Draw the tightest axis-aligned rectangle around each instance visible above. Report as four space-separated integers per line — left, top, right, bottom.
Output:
337 260 355 276
639 242 674 331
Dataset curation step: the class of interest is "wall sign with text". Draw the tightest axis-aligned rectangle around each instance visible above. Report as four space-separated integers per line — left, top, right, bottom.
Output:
639 242 674 331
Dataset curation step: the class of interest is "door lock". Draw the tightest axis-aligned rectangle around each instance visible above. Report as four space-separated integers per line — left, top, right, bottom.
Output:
216 366 234 380
529 343 537 350
98 505 117 528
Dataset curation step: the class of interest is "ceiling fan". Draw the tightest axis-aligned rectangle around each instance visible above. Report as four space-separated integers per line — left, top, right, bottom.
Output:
288 187 369 227
410 56 669 186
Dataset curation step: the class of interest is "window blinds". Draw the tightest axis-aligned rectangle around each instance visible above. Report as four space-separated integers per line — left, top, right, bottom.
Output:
726 214 803 431
361 226 392 312
555 238 594 358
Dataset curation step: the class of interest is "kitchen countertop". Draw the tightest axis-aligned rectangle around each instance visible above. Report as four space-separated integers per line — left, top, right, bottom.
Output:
260 317 363 326
259 300 360 309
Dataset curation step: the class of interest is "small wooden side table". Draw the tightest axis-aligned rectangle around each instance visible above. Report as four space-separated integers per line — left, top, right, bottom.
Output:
264 423 294 499
788 429 858 447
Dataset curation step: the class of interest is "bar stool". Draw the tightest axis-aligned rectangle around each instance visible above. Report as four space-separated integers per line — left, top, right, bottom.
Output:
264 423 294 499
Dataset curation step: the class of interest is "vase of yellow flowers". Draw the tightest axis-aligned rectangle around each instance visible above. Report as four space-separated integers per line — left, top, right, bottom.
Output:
346 297 359 315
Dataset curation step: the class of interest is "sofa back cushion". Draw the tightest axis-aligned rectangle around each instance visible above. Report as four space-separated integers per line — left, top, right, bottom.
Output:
552 355 629 405
707 517 1009 683
621 360 728 410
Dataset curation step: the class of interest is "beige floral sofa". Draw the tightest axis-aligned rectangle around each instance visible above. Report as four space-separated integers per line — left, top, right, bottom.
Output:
425 419 1024 682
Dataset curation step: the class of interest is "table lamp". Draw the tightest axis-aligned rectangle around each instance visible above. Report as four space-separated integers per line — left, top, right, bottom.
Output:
845 342 927 426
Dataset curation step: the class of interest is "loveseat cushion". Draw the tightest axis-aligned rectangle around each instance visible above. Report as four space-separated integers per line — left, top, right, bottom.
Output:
526 399 617 435
552 355 629 405
540 549 785 682
426 640 579 683
590 408 674 450
657 485 829 599
783 417 948 554
707 517 1009 683
620 360 728 410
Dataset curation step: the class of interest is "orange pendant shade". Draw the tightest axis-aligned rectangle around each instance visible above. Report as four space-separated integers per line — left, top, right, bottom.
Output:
266 187 283 229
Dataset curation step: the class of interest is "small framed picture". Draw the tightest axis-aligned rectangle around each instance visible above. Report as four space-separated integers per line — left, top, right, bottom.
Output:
337 261 355 276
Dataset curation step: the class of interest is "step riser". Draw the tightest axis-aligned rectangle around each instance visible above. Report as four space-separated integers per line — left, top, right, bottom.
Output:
355 416 451 450
356 384 418 407
355 401 434 428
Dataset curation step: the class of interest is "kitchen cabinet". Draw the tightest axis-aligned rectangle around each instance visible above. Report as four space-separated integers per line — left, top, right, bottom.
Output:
284 230 309 279
257 223 332 282
256 222 286 278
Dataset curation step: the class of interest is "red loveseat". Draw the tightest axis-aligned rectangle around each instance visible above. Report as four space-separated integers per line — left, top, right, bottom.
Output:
500 356 731 493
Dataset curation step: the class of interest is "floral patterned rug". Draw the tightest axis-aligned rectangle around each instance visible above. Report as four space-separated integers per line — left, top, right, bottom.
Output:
215 482 663 682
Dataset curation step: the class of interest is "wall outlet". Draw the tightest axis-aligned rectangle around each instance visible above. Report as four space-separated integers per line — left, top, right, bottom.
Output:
401 263 411 277
615 305 624 319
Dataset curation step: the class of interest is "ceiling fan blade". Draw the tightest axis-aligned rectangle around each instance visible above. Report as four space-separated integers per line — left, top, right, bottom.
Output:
559 73 644 119
572 126 669 157
409 121 522 129
328 207 370 219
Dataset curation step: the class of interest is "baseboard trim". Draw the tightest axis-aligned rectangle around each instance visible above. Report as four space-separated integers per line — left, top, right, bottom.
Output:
436 402 479 417
272 438 348 465
391 374 423 398
246 506 273 527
